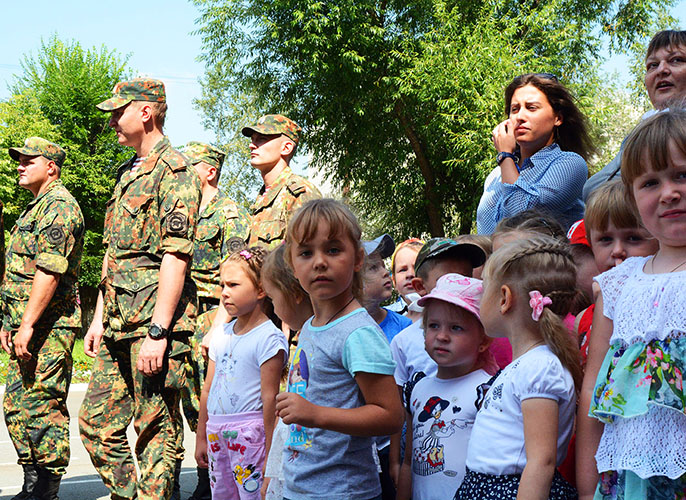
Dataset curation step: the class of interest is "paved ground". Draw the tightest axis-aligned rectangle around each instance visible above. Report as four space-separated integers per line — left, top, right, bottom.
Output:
0 384 200 500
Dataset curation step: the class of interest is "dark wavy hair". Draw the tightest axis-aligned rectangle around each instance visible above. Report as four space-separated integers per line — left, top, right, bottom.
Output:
505 74 595 161
646 30 686 60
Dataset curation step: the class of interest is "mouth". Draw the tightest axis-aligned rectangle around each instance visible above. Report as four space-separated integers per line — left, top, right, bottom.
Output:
656 80 674 91
660 209 686 218
383 280 392 289
434 347 450 355
313 275 332 283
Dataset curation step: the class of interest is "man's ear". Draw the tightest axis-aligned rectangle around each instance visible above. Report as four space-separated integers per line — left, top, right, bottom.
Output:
280 137 295 157
207 165 219 183
46 160 59 177
411 277 427 296
500 284 514 314
140 103 153 124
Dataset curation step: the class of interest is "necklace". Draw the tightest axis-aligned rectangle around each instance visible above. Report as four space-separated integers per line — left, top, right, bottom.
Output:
324 296 356 325
228 332 246 358
650 255 686 274
522 339 544 354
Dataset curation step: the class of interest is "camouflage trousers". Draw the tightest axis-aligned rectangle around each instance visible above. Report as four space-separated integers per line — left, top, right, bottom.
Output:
176 308 216 459
3 327 77 476
78 333 190 500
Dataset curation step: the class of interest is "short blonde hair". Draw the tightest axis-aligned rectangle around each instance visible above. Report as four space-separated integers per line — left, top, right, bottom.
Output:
584 179 643 236
285 198 364 299
621 109 686 194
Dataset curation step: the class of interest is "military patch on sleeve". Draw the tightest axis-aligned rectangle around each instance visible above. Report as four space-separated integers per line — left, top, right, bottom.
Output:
45 225 66 246
226 236 245 253
167 212 189 235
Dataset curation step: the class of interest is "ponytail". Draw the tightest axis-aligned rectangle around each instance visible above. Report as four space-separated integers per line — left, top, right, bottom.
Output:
539 308 583 390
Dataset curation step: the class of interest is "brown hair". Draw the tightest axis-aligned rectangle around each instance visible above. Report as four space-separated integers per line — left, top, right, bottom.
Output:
505 74 595 161
646 30 686 60
455 234 493 259
621 109 686 195
262 244 310 307
493 209 567 242
483 235 583 390
222 246 278 323
584 178 645 236
285 198 364 299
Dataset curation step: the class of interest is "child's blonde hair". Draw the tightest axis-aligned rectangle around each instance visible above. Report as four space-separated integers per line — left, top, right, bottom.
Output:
483 235 582 389
391 238 424 275
621 109 686 194
262 244 310 306
285 198 364 299
584 179 645 237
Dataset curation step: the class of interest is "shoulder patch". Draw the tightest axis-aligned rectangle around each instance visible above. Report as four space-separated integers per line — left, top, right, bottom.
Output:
45 225 66 246
286 177 309 196
226 236 246 254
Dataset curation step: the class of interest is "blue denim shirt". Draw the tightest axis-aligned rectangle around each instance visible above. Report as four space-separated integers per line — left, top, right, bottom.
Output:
476 144 587 235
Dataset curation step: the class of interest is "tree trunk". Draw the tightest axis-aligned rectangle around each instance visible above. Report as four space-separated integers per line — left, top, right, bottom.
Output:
393 100 445 237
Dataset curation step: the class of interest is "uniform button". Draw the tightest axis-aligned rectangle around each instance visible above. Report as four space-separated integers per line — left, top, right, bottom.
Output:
266 233 271 239
133 284 140 291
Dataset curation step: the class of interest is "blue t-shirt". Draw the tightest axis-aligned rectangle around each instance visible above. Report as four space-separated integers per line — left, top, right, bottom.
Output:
379 308 412 343
283 308 396 500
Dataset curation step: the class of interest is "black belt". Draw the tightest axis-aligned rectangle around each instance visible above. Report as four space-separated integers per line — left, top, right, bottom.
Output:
198 297 220 314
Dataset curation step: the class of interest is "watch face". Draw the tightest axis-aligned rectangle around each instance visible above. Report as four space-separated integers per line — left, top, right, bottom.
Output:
148 324 165 339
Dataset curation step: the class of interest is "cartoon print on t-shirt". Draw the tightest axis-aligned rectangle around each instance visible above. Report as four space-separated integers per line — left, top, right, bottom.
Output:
412 396 468 476
214 348 240 412
285 346 311 452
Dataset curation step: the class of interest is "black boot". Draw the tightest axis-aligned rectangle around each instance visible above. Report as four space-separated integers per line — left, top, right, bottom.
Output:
188 467 211 500
170 459 183 500
27 466 61 500
11 464 39 500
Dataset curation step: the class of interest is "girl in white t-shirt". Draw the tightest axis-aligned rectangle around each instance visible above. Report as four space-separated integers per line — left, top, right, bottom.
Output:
195 246 287 500
396 273 492 500
456 235 582 500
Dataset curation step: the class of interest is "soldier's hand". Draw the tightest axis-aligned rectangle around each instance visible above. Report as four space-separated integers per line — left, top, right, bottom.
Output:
13 325 34 360
84 320 105 358
0 328 11 355
137 336 168 377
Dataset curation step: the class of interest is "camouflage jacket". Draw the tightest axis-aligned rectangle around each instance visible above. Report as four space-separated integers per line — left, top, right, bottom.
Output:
191 190 249 300
1 180 84 331
247 166 321 248
103 136 201 338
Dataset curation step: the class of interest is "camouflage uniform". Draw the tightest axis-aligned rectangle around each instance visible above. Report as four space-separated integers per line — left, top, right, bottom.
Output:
241 115 322 248
1 138 84 477
181 142 249 431
78 79 202 500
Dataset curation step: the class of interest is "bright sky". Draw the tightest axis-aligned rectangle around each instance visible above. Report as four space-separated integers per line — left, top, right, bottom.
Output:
0 0 684 151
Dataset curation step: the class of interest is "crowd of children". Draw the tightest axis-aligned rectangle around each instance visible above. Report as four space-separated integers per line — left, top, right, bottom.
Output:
197 108 686 500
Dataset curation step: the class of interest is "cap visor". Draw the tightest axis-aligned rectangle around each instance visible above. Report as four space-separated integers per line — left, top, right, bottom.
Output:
96 96 132 111
8 147 38 161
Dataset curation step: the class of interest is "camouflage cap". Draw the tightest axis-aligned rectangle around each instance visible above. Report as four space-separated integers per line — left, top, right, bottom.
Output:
241 114 301 145
8 137 66 167
414 237 487 274
183 141 226 172
96 78 166 111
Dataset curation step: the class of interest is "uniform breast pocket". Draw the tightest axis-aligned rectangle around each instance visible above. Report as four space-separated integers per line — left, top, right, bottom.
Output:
7 223 37 276
192 223 221 268
114 194 155 250
256 219 286 246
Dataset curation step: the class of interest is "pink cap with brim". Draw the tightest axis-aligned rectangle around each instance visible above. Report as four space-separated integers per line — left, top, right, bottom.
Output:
417 273 483 320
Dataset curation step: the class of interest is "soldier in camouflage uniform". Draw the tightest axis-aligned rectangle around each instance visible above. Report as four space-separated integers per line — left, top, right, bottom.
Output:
179 141 248 500
241 114 322 249
0 137 84 500
77 79 201 500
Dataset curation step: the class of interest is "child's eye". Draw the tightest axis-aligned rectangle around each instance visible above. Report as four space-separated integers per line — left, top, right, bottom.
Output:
627 234 646 242
299 250 312 257
328 247 340 255
451 324 464 332
427 322 439 330
676 171 686 181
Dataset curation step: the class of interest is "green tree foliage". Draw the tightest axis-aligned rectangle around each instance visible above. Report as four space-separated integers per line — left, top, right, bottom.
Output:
1 36 131 286
192 0 675 237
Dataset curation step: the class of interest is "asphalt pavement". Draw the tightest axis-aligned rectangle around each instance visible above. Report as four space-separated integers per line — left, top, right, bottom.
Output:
0 384 200 500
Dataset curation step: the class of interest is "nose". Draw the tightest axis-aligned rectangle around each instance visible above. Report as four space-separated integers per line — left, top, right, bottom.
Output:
108 114 117 128
656 59 671 75
659 180 681 204
313 250 327 270
383 267 390 279
249 141 257 151
610 240 627 266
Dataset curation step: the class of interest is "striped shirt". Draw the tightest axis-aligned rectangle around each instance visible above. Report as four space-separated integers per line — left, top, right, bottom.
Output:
476 144 587 235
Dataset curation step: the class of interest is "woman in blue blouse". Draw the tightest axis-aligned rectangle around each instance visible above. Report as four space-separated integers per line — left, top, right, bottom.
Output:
476 74 594 235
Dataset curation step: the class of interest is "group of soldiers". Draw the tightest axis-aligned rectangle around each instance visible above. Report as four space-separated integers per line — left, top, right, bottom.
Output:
0 78 321 500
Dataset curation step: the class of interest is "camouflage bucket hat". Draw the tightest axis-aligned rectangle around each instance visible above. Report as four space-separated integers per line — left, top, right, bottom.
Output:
414 237 487 274
96 78 166 111
183 141 226 172
8 137 66 168
241 114 301 145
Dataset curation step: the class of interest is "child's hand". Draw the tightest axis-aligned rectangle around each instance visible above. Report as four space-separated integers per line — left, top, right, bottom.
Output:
195 434 209 468
261 476 270 500
275 392 318 427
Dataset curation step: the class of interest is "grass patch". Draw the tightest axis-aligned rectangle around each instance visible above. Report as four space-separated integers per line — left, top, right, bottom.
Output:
0 338 94 385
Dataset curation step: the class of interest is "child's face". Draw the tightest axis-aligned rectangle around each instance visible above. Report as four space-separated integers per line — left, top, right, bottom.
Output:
392 247 419 298
220 262 264 318
262 278 301 330
589 222 658 273
364 253 392 305
632 142 686 250
414 259 473 296
290 221 364 302
423 300 485 379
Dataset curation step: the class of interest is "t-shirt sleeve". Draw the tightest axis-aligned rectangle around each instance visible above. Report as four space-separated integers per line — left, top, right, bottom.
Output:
342 325 396 377
257 324 288 367
594 257 639 320
208 323 230 362
516 355 572 402
390 333 408 386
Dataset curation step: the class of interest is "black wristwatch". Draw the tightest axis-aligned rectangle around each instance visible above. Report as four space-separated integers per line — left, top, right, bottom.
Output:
497 151 518 165
148 322 169 340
